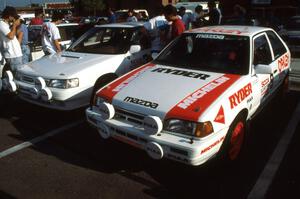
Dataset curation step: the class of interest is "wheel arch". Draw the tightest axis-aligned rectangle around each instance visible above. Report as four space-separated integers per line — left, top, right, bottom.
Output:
90 72 119 105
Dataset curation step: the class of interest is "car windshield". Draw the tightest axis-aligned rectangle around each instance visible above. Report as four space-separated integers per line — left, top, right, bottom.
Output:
67 27 135 54
154 33 250 75
285 17 300 30
58 25 79 41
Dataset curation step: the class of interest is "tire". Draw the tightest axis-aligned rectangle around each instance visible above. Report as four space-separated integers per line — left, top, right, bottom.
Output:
89 74 118 105
218 114 247 164
279 75 289 102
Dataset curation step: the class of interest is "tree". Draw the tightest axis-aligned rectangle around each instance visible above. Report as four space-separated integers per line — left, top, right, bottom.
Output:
70 0 106 16
83 0 106 16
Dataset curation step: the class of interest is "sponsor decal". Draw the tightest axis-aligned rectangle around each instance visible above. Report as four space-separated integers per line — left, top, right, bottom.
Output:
247 96 253 104
166 74 241 122
114 135 142 149
214 106 225 124
198 27 249 35
178 76 230 109
196 34 225 40
151 68 210 80
229 83 252 109
124 96 159 109
201 136 225 154
261 78 270 87
278 54 289 73
97 63 155 102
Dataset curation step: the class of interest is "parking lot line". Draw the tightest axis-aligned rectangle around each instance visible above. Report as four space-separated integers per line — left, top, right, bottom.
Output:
247 101 300 199
0 120 84 159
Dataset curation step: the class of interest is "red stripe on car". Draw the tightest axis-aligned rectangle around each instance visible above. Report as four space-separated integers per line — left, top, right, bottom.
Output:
165 74 241 122
97 63 155 102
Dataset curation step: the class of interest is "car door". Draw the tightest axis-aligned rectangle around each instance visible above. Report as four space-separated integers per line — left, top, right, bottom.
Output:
265 30 290 88
125 28 151 70
251 33 274 110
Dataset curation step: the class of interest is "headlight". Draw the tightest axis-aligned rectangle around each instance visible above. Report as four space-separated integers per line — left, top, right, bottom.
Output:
164 119 213 138
47 78 79 89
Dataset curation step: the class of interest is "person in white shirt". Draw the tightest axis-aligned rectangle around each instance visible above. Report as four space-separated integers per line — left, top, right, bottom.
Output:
0 6 23 73
41 12 64 55
143 14 169 55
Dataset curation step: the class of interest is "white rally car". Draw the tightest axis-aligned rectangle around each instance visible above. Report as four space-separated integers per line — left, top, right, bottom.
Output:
1 22 151 110
86 26 290 166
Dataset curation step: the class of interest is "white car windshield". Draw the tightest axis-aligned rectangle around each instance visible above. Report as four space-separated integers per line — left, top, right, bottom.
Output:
154 33 250 75
68 27 137 54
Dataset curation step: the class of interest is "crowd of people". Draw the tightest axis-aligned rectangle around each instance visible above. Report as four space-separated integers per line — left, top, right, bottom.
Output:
0 0 231 73
0 6 64 75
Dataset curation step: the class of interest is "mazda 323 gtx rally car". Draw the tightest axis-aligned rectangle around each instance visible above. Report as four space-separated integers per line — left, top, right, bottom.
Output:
86 26 290 166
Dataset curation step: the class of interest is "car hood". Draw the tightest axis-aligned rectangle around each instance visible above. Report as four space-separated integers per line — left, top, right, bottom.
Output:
98 63 241 121
18 51 124 78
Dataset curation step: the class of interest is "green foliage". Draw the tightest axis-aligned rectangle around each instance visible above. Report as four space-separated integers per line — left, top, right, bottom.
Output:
82 0 106 15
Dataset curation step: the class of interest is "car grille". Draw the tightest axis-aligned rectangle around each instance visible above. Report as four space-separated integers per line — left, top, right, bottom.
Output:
114 107 145 125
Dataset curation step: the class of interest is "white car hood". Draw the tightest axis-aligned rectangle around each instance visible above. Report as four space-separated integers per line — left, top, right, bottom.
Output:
98 64 241 121
19 51 124 78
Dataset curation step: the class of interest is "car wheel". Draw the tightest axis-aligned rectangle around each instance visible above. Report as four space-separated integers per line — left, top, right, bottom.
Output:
279 75 289 101
219 114 247 164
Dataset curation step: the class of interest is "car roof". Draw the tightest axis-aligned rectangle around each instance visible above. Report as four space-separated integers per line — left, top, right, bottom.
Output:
189 25 273 37
95 22 145 28
28 23 79 28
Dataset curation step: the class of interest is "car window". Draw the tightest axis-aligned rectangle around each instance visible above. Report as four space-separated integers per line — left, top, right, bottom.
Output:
58 25 79 41
266 31 287 60
253 34 272 65
68 27 134 54
154 33 250 75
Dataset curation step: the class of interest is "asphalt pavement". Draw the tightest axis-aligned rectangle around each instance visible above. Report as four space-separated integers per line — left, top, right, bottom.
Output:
266 112 300 198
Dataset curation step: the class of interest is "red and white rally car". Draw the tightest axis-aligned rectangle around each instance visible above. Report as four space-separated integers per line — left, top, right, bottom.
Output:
86 26 290 166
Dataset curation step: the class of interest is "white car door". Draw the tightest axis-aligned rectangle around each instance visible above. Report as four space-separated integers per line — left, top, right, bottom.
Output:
265 30 290 89
251 33 274 112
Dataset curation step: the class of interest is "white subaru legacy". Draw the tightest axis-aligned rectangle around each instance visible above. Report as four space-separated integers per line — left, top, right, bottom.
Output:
3 22 151 110
86 26 290 166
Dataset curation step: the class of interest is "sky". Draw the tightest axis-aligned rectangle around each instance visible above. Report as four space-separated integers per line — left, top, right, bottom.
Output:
0 0 69 11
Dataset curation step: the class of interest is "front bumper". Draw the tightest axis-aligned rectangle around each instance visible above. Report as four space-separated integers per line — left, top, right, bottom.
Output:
86 107 227 166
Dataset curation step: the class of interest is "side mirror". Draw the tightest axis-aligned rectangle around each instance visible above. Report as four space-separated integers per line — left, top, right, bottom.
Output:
254 64 273 74
129 45 141 54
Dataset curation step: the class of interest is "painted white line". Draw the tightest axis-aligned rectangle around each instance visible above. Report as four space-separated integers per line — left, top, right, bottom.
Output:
247 101 300 199
0 120 84 159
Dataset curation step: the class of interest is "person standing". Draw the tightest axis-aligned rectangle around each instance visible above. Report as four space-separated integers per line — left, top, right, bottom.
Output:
127 9 138 22
163 4 185 44
30 9 44 25
206 0 222 25
41 12 64 55
0 6 23 73
178 6 192 30
143 6 169 56
17 17 30 63
107 7 116 23
192 5 206 28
